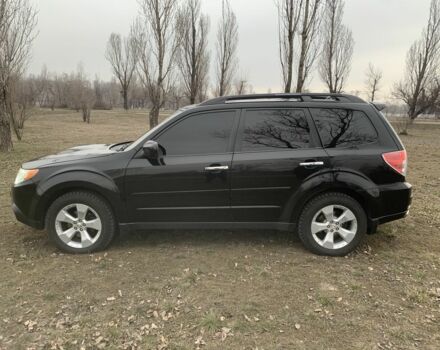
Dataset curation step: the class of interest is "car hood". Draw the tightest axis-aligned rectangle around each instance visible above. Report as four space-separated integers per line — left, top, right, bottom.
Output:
23 144 116 169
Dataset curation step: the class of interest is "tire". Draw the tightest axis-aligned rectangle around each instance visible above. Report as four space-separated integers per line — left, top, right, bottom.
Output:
45 191 116 254
298 192 367 256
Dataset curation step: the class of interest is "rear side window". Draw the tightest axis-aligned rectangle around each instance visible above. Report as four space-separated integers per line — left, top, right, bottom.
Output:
241 109 310 151
157 111 235 156
310 109 378 148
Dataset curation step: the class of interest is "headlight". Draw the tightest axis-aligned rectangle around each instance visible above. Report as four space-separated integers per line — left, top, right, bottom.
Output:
14 168 39 185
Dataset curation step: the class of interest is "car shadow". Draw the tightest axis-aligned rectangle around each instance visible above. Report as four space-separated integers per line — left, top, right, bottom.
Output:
113 229 302 250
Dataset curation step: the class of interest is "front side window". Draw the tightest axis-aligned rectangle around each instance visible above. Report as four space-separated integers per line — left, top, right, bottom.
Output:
240 109 310 151
157 111 235 156
311 109 378 148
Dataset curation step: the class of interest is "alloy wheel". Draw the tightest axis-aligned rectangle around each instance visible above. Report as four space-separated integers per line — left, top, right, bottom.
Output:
310 204 358 250
54 203 102 249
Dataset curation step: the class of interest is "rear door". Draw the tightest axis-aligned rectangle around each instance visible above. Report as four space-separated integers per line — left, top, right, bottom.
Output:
124 109 239 223
230 108 330 222
309 107 386 182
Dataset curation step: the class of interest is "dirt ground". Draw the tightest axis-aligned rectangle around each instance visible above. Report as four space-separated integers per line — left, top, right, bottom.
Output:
0 109 439 350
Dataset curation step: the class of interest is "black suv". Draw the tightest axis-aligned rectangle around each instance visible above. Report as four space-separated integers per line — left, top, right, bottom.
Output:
12 94 412 256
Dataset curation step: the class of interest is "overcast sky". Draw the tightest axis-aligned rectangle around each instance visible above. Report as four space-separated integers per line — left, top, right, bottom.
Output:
28 0 432 100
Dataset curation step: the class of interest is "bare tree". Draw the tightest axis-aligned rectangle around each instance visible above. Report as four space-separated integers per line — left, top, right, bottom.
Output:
105 32 137 110
66 67 85 112
105 78 123 109
233 74 254 95
63 65 96 122
167 84 185 110
133 0 179 128
277 0 303 93
215 0 238 97
295 0 322 92
319 0 354 93
177 0 210 104
79 82 96 123
7 75 37 140
50 73 67 108
33 65 52 107
364 63 383 102
0 0 37 152
394 0 440 123
234 78 248 95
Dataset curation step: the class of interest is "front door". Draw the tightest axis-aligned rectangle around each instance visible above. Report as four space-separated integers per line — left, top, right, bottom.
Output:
230 108 330 222
125 110 238 223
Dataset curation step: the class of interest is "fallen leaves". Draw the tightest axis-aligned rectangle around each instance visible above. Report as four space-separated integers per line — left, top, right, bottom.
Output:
24 319 37 331
215 327 232 341
195 335 206 348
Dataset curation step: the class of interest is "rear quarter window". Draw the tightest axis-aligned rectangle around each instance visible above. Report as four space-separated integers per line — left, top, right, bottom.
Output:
310 108 378 148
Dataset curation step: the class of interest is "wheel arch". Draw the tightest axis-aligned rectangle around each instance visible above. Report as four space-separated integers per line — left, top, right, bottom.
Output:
285 171 380 233
36 170 124 228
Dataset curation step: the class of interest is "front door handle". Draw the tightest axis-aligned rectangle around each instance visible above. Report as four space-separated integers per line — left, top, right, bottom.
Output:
205 165 229 171
299 161 324 167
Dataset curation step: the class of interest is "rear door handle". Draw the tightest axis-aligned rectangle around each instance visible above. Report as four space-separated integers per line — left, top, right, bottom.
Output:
299 161 324 167
205 165 229 171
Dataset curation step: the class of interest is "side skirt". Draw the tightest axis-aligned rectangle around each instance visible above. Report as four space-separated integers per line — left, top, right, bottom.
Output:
119 222 296 234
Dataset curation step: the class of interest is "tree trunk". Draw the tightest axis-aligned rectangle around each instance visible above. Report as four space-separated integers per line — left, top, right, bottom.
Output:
296 0 309 93
10 114 23 141
0 87 13 151
0 110 13 152
284 43 293 93
123 88 129 110
149 106 160 129
296 34 307 92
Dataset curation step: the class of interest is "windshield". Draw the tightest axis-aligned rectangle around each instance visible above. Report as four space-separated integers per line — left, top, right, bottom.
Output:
123 107 192 152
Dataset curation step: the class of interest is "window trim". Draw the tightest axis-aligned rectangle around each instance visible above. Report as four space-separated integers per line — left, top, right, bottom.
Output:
233 107 320 154
153 109 239 157
308 107 379 149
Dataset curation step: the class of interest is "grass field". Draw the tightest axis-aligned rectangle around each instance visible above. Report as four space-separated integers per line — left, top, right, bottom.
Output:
0 109 439 349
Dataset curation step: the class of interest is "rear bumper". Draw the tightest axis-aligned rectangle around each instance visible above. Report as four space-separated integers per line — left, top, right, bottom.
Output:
369 181 412 229
373 209 409 225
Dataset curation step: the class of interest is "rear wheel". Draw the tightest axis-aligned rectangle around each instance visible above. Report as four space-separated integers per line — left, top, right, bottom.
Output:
45 191 116 253
298 192 367 256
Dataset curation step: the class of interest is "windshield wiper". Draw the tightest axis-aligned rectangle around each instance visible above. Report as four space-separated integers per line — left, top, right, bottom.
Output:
110 141 132 151
118 142 132 151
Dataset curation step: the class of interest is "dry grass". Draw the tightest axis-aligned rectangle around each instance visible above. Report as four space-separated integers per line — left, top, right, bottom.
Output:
0 109 439 349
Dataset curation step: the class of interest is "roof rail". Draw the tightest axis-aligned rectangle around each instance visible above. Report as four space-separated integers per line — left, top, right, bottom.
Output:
200 93 366 106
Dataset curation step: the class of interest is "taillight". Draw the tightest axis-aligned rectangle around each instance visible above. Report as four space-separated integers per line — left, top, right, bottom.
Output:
382 150 407 176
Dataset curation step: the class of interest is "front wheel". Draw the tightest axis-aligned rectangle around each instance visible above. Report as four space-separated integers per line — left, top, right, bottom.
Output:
298 192 367 256
45 191 116 253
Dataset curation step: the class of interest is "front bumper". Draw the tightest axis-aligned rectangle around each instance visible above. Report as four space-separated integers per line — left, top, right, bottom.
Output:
12 203 43 229
11 182 44 230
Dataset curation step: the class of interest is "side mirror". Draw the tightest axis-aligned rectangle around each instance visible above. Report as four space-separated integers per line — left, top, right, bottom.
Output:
142 140 159 160
142 140 166 164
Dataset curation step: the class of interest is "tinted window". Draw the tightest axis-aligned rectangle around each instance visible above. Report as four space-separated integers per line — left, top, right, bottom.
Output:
157 111 235 156
311 109 378 148
241 109 310 151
